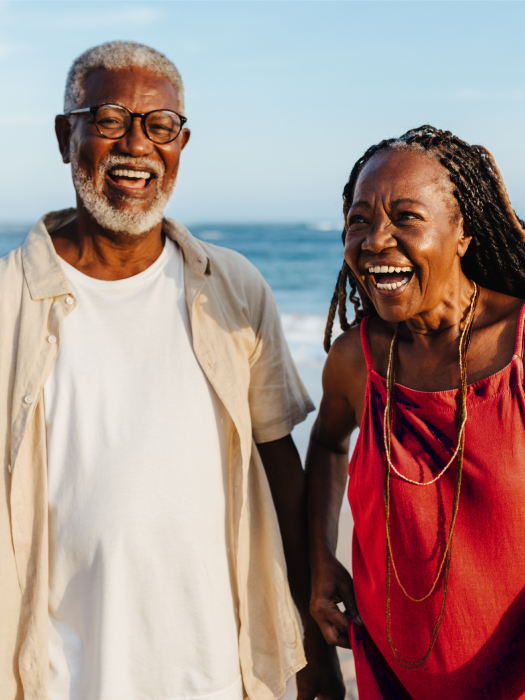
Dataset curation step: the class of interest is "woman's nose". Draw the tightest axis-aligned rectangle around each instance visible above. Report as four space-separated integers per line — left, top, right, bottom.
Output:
362 218 397 253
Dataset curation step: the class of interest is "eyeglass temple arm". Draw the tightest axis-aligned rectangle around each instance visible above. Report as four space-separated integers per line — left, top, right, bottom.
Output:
67 107 92 116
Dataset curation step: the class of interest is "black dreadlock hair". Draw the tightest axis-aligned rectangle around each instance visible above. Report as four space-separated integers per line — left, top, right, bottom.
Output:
324 125 525 353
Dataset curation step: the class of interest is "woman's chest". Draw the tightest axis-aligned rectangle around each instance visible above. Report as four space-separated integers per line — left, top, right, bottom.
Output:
350 373 525 533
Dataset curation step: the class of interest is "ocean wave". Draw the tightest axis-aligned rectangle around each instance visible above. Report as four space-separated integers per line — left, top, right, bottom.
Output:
305 221 343 232
281 314 342 367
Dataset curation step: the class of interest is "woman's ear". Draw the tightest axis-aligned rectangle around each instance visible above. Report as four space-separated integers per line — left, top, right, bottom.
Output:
457 217 473 258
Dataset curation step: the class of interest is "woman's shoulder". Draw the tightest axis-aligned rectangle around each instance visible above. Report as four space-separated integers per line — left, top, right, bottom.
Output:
324 321 372 391
329 322 364 365
478 287 524 329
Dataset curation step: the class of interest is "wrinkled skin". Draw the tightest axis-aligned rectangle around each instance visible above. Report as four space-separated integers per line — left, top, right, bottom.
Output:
53 66 345 699
306 149 522 648
54 66 190 280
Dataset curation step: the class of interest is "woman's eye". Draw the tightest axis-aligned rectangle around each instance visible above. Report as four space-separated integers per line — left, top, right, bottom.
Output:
348 215 367 226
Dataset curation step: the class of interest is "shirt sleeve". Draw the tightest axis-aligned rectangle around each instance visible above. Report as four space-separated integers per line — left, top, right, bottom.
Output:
248 279 315 444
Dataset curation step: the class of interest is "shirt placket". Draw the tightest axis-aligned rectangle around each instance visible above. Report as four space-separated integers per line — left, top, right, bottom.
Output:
9 292 76 697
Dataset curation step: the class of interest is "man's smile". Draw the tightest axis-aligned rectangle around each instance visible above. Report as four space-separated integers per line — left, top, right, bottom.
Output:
106 166 157 192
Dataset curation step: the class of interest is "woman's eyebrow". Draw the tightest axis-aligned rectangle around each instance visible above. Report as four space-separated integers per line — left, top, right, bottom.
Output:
351 198 427 210
391 198 426 207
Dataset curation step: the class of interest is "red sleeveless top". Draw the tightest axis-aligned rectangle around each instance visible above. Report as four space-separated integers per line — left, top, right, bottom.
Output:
348 306 525 700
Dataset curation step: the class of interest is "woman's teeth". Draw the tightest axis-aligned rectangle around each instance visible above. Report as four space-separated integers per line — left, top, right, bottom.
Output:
366 265 413 292
377 278 409 290
367 266 413 274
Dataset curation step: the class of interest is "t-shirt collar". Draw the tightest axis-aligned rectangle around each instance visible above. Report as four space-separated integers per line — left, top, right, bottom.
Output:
21 208 211 301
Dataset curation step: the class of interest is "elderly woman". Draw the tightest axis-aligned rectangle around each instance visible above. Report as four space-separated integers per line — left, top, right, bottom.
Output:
307 126 525 700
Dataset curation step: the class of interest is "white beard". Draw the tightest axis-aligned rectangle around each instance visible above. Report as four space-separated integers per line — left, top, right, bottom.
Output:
70 144 175 236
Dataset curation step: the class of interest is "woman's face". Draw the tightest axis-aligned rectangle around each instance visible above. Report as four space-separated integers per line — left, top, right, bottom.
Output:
344 148 472 323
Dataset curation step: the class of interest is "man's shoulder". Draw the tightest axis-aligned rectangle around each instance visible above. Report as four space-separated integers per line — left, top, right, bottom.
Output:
198 241 274 323
0 247 26 328
0 245 24 285
166 219 269 299
200 240 265 284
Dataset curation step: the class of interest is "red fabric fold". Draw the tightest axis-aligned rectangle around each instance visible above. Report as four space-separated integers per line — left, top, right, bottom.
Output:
349 621 413 700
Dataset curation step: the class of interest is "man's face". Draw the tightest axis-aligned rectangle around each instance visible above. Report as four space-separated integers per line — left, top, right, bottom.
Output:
60 66 190 236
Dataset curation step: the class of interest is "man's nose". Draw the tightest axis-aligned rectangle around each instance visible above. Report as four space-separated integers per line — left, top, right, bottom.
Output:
115 117 154 157
361 217 397 253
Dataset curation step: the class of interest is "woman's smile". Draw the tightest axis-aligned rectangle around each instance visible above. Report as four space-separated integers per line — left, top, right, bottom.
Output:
365 264 414 294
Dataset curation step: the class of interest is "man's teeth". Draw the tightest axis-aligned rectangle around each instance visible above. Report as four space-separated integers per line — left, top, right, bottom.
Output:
367 265 413 274
377 277 409 290
110 169 151 179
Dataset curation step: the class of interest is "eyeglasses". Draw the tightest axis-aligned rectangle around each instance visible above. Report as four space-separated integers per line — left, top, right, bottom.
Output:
67 103 188 145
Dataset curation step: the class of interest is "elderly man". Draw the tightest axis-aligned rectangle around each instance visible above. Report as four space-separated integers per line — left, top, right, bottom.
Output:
0 41 343 700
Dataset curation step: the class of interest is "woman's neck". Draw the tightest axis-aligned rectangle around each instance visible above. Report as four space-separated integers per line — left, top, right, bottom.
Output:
401 272 475 344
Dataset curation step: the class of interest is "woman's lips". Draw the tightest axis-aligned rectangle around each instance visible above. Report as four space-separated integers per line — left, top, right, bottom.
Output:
365 265 414 295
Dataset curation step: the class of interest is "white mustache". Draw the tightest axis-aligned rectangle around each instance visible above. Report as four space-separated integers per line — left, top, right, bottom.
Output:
99 155 165 181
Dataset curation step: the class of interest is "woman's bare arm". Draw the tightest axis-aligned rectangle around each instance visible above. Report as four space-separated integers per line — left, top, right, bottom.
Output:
306 327 367 648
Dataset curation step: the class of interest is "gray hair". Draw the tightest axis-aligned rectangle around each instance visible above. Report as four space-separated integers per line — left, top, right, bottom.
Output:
64 40 185 115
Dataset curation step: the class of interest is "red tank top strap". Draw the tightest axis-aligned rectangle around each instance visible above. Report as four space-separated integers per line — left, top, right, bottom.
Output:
360 316 374 374
513 302 525 359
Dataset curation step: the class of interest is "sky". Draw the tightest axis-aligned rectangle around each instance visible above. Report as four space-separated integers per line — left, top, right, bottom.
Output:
2 1 525 224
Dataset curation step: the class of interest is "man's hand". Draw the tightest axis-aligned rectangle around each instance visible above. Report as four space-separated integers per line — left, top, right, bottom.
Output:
296 622 345 700
256 436 346 699
310 552 363 649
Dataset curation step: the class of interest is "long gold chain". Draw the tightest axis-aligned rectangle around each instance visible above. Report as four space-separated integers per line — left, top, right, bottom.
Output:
384 282 479 669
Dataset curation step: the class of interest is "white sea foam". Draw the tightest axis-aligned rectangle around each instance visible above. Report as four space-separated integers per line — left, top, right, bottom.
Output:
282 314 356 500
281 314 342 367
305 221 343 232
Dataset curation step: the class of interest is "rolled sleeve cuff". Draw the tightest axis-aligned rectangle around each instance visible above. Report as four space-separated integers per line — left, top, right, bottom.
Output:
252 399 315 444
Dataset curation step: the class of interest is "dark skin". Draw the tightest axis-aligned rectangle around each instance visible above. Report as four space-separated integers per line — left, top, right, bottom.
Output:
54 66 344 699
307 149 523 648
54 66 190 280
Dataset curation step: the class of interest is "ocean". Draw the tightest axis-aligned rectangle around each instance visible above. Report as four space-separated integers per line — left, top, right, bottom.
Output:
0 221 356 469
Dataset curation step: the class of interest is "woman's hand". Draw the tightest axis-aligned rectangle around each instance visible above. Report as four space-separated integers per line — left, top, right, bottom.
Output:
296 620 346 700
310 552 363 649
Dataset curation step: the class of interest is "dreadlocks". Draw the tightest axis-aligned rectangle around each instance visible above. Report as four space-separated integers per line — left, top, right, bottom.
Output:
324 125 525 353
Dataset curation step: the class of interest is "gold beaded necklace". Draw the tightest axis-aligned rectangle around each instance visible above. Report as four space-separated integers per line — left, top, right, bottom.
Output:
383 282 479 669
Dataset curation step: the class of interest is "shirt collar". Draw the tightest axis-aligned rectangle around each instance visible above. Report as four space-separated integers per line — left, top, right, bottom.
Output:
162 217 211 276
22 208 211 301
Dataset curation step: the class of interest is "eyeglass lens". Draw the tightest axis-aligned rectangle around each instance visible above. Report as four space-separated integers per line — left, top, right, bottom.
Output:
94 105 182 144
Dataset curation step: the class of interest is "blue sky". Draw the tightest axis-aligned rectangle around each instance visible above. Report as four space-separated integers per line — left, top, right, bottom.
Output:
2 1 525 224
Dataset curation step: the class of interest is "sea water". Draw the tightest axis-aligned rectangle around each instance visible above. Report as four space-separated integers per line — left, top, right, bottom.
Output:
0 221 356 470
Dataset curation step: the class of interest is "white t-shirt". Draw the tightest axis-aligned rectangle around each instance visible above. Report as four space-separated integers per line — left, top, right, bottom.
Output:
45 239 242 700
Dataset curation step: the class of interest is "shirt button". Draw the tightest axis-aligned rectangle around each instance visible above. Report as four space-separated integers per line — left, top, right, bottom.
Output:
24 395 33 404
7 464 12 474
65 296 74 305
47 335 57 344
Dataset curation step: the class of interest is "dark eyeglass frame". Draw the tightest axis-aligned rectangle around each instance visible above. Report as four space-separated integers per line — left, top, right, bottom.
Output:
67 103 188 144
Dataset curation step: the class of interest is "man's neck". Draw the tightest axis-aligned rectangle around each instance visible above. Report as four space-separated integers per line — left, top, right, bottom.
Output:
50 202 165 281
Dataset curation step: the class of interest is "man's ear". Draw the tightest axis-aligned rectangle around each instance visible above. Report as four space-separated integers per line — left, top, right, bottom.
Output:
55 115 72 164
457 216 473 258
180 128 190 151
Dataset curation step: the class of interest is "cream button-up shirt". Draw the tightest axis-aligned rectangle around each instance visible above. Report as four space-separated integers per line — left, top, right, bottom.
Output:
0 209 314 700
